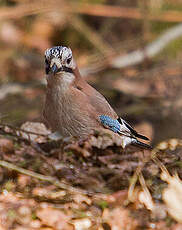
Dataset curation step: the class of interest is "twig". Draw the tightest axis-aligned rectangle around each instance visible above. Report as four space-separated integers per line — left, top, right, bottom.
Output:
0 122 48 137
0 160 95 196
138 172 155 211
0 83 24 100
111 23 182 68
128 150 150 202
139 172 153 203
81 23 182 75
0 122 53 157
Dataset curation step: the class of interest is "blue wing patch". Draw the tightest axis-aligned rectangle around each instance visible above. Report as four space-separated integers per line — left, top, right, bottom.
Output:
99 115 121 133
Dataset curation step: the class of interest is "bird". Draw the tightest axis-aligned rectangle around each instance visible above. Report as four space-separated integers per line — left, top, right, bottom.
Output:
43 46 151 149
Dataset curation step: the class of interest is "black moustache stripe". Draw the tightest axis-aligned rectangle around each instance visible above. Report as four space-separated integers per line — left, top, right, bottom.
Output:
60 66 73 73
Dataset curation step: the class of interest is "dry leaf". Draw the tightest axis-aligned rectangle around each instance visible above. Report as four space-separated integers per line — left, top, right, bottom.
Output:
71 218 92 230
161 171 182 223
18 122 50 143
0 138 14 153
139 190 154 211
102 207 138 230
37 207 72 230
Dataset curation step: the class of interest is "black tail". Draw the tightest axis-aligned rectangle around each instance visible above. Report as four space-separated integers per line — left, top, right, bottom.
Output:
131 139 152 149
117 118 149 141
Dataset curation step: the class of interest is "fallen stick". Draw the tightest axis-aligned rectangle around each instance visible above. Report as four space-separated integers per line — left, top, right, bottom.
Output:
0 160 95 196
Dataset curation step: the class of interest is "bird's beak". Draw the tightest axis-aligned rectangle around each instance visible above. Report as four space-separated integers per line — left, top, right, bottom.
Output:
51 63 59 74
50 58 62 75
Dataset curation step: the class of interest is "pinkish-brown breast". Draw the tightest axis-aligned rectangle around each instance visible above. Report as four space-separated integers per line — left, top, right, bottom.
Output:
43 69 118 139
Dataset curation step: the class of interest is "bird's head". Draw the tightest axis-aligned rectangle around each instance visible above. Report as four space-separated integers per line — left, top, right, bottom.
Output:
44 46 76 75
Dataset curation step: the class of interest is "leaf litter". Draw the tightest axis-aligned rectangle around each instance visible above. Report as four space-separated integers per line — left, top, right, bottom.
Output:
0 122 182 229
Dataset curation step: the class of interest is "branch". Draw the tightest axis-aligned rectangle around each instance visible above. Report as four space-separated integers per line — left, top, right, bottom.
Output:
111 23 182 68
0 160 95 196
80 23 182 75
0 122 47 137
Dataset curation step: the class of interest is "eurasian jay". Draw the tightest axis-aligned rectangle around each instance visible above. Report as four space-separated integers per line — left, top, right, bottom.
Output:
43 46 151 149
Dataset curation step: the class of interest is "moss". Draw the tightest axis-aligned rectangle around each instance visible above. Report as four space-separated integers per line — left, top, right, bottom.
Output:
7 209 17 220
4 180 15 191
72 209 88 218
31 212 37 220
32 158 43 171
18 160 28 168
97 200 108 210
172 160 182 168
14 142 21 150
66 151 74 156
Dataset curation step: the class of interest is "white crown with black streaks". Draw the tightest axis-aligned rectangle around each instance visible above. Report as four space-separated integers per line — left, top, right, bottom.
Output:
45 46 76 74
45 46 72 61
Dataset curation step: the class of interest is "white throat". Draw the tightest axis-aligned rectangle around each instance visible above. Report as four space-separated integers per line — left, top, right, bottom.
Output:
61 72 75 87
47 72 75 93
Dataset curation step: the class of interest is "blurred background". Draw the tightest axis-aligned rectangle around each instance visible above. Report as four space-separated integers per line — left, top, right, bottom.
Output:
0 0 182 145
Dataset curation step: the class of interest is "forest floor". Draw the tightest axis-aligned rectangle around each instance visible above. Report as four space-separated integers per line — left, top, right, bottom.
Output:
0 120 182 230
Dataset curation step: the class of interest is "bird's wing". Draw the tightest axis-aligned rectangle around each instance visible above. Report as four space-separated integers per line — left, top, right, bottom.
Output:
99 115 132 137
99 115 151 149
99 115 149 140
88 88 118 118
74 74 118 119
72 69 149 143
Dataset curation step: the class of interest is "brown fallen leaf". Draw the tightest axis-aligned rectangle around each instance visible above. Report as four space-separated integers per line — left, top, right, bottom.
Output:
102 207 138 230
89 129 123 149
36 207 73 230
0 138 14 154
18 122 51 143
161 171 182 223
71 218 92 230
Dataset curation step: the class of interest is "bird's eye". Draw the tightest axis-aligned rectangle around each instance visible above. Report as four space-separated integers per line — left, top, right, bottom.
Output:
45 58 50 74
67 58 72 64
45 58 49 64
